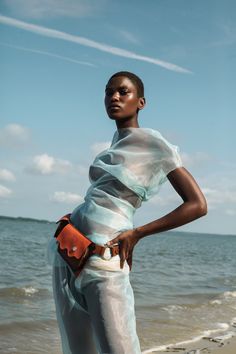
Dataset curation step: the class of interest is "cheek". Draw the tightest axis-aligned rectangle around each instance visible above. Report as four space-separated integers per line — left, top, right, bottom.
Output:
124 97 139 109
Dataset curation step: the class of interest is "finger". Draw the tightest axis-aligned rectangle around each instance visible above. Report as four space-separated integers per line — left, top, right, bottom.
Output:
120 258 125 269
119 251 125 269
105 238 118 247
120 253 128 269
127 252 133 271
119 246 127 269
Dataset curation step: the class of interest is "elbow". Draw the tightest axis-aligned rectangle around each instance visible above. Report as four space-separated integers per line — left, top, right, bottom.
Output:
195 198 208 218
198 202 208 217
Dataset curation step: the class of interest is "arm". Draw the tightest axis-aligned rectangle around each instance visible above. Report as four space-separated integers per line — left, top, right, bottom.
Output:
133 166 207 239
106 167 207 269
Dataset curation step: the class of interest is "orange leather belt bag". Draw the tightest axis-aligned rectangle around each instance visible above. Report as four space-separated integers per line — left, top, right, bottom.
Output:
54 213 120 277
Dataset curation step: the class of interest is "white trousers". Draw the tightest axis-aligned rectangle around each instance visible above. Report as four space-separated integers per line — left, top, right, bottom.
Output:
52 251 142 354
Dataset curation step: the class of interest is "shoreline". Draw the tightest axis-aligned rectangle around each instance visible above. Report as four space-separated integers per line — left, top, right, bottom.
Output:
141 328 236 354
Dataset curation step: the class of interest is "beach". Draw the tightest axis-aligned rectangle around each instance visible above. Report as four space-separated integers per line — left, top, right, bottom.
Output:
210 337 236 354
141 321 236 354
151 335 236 354
1 216 236 354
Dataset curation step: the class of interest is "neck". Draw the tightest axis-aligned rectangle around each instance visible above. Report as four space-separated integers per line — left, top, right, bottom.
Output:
116 118 139 130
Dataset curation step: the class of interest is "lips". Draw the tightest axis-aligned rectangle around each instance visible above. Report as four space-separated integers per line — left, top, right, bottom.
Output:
108 104 121 109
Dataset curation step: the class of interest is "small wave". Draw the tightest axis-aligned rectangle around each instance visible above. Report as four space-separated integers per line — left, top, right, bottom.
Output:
161 305 185 314
222 291 236 299
0 286 49 299
208 291 236 306
22 286 39 295
214 331 235 341
231 317 236 326
216 322 230 330
210 299 222 305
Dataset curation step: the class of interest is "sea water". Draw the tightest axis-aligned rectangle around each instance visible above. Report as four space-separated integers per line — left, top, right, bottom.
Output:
0 216 236 354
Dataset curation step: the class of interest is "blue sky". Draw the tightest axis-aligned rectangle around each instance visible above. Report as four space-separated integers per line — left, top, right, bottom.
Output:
0 0 235 234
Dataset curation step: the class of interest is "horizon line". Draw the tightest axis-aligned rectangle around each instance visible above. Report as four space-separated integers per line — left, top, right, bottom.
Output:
0 214 234 236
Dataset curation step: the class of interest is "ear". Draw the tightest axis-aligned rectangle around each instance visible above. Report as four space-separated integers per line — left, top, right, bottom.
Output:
138 97 146 111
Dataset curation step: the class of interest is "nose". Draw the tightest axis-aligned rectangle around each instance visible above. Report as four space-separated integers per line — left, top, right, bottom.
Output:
110 91 120 101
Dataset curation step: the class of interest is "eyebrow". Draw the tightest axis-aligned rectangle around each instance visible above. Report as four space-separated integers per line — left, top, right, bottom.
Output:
105 85 129 91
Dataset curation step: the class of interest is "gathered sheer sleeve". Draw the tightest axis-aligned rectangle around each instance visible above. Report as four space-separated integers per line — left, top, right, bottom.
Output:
157 131 182 177
144 130 183 201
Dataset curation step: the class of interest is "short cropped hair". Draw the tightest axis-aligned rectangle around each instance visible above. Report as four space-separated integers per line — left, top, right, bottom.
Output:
107 71 144 98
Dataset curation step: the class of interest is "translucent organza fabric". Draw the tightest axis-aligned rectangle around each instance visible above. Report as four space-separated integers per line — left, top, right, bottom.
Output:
47 127 183 354
52 252 141 354
71 127 182 247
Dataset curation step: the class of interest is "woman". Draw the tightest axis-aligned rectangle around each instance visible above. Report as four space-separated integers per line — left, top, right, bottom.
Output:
48 71 207 354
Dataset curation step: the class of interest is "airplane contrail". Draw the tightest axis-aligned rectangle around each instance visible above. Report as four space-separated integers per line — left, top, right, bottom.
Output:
0 14 192 73
0 42 95 67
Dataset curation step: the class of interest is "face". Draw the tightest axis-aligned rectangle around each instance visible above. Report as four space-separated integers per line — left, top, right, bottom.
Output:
104 76 145 122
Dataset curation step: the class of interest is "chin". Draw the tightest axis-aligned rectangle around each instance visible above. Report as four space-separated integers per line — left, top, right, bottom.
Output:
107 112 124 119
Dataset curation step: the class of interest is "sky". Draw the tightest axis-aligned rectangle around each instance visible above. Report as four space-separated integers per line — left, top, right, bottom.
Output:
0 0 235 235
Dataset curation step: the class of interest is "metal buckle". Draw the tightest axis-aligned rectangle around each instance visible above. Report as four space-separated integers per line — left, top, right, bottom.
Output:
101 246 112 260
101 243 120 260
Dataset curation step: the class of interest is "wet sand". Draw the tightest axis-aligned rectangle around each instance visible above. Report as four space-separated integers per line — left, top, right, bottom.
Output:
142 332 236 354
206 336 236 354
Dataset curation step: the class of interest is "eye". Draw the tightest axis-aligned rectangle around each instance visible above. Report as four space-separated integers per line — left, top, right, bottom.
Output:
119 88 128 95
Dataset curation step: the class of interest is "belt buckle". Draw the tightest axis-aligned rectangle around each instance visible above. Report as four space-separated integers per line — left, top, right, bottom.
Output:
102 242 120 261
102 246 112 261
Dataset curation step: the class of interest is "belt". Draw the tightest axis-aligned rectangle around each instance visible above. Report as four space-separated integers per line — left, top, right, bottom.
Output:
89 243 120 260
55 213 120 261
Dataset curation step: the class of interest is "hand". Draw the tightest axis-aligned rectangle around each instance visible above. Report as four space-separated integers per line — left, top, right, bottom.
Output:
105 229 140 270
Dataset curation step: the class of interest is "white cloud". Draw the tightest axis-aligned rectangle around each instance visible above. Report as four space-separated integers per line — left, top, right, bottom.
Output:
181 151 210 167
0 184 12 198
0 42 95 67
91 142 110 156
50 191 83 204
148 171 236 216
0 168 16 182
26 153 72 175
202 187 236 210
0 15 192 73
0 123 30 147
3 0 99 19
149 193 181 206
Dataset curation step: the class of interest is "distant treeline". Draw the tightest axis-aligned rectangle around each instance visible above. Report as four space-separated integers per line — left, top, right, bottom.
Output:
0 215 55 224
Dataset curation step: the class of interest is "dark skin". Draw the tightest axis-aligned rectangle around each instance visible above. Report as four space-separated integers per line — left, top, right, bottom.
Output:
104 76 146 128
104 76 208 271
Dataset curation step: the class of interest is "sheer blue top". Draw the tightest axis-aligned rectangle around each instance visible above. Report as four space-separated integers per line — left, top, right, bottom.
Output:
70 127 183 246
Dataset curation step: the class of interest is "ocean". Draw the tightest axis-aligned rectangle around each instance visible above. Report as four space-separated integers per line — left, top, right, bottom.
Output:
0 215 236 354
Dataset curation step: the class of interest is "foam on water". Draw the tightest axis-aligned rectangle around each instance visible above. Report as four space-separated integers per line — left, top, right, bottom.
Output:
223 290 236 298
210 299 222 305
22 286 39 295
0 286 47 299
